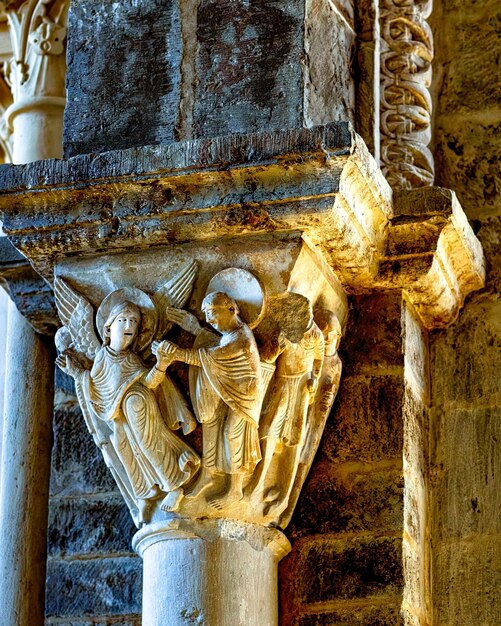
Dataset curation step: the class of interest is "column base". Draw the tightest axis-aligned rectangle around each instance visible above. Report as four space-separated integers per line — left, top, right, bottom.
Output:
132 518 291 626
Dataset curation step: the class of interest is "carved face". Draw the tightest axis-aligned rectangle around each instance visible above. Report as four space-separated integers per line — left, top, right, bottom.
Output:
108 308 141 352
204 304 237 333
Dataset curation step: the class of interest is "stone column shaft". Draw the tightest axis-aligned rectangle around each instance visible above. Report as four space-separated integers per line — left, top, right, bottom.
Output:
133 520 290 626
0 300 54 626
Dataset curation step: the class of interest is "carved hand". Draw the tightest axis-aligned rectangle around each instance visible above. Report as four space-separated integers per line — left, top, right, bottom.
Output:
56 352 83 378
165 306 202 336
306 375 318 396
152 340 177 371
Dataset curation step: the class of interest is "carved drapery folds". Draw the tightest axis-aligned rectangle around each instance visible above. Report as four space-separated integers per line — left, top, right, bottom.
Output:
380 0 434 189
0 123 484 535
54 262 344 530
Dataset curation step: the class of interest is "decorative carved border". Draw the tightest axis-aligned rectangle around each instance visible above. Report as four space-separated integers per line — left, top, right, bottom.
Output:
380 0 434 189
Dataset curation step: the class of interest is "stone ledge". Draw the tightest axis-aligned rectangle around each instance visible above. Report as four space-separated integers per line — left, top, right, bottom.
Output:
0 237 57 334
0 124 485 331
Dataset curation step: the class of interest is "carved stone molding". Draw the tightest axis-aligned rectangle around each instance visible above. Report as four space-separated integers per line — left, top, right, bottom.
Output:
0 123 484 330
380 0 434 189
0 0 68 104
0 236 56 333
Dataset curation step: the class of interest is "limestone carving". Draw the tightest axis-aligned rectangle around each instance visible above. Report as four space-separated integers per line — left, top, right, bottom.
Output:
247 293 325 519
380 0 434 189
0 0 69 98
160 291 263 509
54 262 343 530
54 263 201 526
279 308 343 527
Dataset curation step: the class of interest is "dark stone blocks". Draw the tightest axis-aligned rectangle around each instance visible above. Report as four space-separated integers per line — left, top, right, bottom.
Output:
282 535 403 606
289 462 403 538
322 375 405 463
48 496 136 558
45 557 142 618
50 403 116 497
194 0 304 137
65 0 182 156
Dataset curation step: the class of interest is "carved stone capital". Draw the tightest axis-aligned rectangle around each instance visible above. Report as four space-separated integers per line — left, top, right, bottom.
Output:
0 123 485 533
0 0 68 121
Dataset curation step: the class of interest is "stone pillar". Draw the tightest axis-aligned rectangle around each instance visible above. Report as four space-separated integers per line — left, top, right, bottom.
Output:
7 96 65 163
0 125 485 626
133 520 290 626
0 3 68 623
0 300 54 626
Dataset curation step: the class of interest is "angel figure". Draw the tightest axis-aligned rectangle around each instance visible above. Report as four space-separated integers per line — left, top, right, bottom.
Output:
247 293 324 518
54 262 201 524
278 308 342 528
157 291 262 509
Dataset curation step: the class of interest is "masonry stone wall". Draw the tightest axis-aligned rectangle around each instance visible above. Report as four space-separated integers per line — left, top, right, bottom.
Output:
45 0 499 624
428 1 501 623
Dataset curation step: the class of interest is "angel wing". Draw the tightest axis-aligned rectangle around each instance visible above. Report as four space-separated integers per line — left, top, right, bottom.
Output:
153 260 198 338
54 277 101 360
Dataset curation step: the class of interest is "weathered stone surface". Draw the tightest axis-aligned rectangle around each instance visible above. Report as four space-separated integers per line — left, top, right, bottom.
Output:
64 0 182 157
477 218 501 292
288 461 403 538
430 298 501 406
48 496 136 558
340 293 404 376
193 0 304 137
432 5 500 115
434 119 500 221
45 615 141 626
282 536 403 605
294 603 403 626
50 402 116 497
45 557 142 618
303 0 355 127
322 375 404 463
0 237 57 334
432 406 501 540
433 539 501 626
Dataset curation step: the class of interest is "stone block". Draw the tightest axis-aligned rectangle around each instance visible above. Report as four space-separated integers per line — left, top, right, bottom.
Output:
303 0 355 127
193 0 304 137
434 6 501 115
477 218 501 293
45 615 141 626
288 461 403 538
340 293 404 376
64 0 182 156
434 118 501 220
433 539 501 626
45 556 142 618
48 496 136 558
322 374 404 463
50 403 117 497
282 535 403 605
430 299 501 407
294 603 403 626
432 406 501 540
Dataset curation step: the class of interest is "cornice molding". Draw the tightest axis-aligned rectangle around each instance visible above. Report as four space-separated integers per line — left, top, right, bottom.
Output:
0 123 484 330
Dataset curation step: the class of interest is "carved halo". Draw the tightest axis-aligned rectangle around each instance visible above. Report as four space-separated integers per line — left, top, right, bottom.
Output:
96 287 157 352
205 268 266 329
